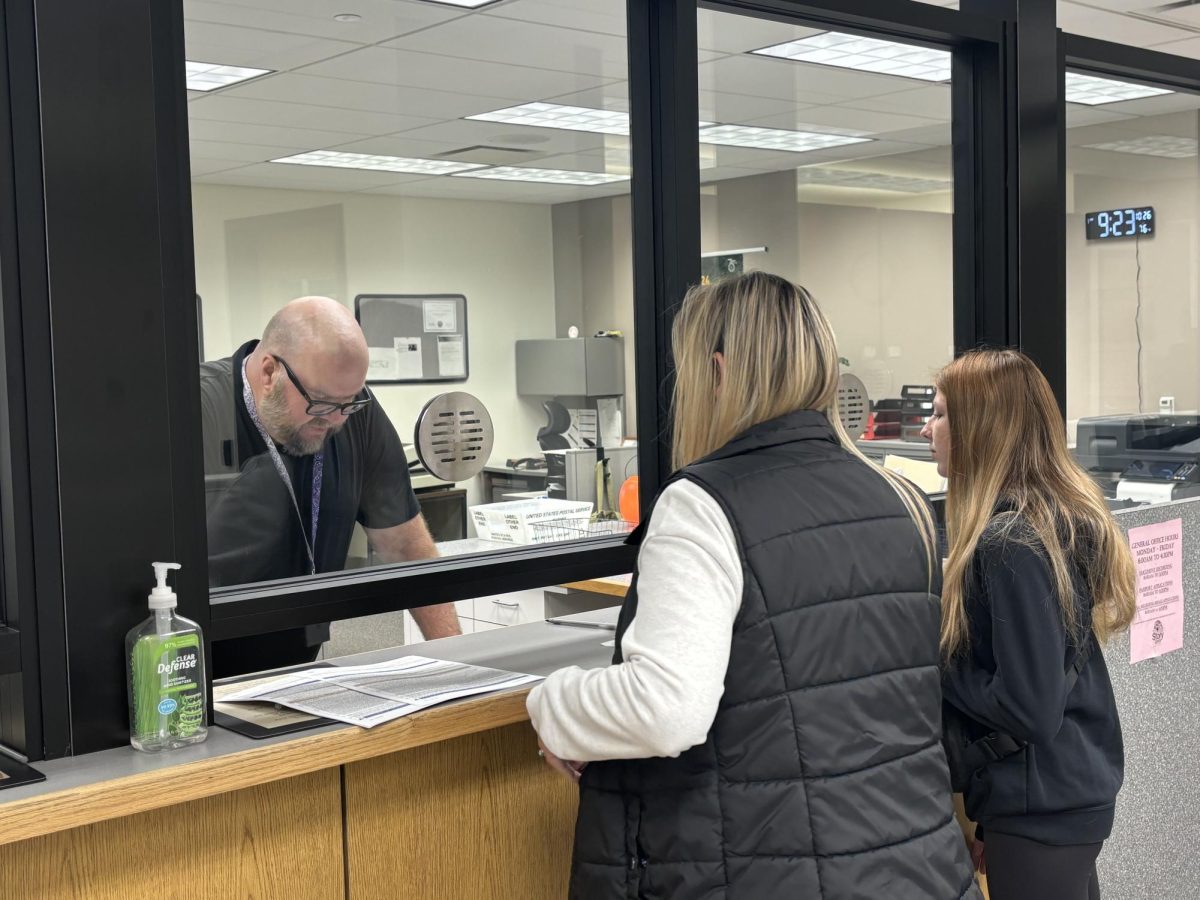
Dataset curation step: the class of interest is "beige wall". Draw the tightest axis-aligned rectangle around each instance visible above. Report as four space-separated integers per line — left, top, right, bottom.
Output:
558 169 955 413
1066 172 1200 434
192 184 560 497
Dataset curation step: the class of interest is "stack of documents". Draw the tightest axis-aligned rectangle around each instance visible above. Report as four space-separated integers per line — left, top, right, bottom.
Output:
219 656 541 729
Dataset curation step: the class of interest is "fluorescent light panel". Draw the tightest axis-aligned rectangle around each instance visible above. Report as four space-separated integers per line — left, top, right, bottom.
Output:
469 102 866 153
753 33 951 82
1081 135 1196 159
452 166 628 186
186 61 272 92
699 124 869 153
796 168 952 193
1064 72 1173 106
467 102 630 135
272 150 486 175
751 35 1177 106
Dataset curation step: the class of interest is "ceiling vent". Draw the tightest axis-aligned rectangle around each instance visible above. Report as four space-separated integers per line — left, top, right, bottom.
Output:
435 145 539 165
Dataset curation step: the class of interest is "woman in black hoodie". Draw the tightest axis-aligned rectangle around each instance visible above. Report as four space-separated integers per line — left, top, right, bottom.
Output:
922 349 1136 900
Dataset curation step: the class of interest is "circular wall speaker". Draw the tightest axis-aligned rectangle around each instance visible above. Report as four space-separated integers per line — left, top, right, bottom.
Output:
414 392 494 482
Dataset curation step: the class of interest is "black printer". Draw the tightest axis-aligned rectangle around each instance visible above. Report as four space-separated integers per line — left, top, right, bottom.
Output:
1074 414 1200 502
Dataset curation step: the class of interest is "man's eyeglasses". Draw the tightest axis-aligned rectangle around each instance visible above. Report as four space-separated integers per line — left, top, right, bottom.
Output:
273 355 372 417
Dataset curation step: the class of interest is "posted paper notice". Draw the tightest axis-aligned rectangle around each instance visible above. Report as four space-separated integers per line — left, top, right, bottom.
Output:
1128 518 1185 664
395 337 423 379
423 300 457 333
437 334 465 377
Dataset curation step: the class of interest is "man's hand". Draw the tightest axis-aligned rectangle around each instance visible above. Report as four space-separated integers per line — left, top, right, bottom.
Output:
538 737 587 782
365 515 462 639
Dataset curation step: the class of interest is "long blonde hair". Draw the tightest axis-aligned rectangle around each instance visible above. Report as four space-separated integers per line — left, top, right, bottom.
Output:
937 349 1136 659
670 271 936 573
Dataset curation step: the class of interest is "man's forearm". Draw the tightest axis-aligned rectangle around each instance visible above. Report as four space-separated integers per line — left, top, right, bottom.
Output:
410 602 462 639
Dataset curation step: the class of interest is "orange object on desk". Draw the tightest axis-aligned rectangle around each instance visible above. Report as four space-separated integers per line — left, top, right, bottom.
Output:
619 475 640 525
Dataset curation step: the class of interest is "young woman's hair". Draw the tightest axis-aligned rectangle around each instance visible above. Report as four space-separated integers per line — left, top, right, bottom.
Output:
670 270 936 574
936 348 1136 658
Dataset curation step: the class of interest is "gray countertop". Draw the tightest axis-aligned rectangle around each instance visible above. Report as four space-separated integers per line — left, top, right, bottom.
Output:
0 613 614 807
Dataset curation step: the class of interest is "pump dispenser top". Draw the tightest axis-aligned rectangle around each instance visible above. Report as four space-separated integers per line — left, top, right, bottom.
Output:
149 562 181 610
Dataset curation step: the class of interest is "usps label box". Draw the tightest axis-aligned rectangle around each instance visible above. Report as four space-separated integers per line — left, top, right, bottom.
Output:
469 498 593 545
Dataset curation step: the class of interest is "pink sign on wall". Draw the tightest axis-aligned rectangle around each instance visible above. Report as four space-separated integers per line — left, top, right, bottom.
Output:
1128 518 1185 664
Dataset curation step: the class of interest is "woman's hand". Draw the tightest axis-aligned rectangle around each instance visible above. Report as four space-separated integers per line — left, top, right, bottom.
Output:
538 737 587 782
970 838 986 874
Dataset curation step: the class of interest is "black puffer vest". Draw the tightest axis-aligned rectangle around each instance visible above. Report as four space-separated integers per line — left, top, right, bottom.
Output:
569 411 981 900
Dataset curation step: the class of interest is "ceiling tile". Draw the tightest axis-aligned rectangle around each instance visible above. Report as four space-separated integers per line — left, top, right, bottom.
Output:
189 138 302 162
190 158 246 176
695 9 823 55
745 106 945 136
187 118 370 149
699 54 925 105
1058 1 1186 46
348 118 617 156
842 85 952 119
184 0 462 44
194 160 432 191
483 0 627 37
296 45 616 101
188 94 439 136
225 72 515 119
1065 106 1138 128
184 21 359 71
382 15 629 79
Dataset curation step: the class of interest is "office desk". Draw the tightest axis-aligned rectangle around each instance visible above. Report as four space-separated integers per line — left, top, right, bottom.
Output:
0 620 613 900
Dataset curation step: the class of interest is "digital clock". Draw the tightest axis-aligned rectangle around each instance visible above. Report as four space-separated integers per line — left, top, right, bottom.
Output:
1084 206 1154 241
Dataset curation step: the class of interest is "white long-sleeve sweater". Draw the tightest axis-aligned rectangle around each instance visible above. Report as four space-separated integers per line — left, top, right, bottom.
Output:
526 479 744 762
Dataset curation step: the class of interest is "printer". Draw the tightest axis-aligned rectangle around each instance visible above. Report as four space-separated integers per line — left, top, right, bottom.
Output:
1074 414 1200 503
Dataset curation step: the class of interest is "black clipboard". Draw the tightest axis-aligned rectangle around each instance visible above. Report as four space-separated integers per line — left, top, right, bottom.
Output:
213 663 338 740
0 754 46 791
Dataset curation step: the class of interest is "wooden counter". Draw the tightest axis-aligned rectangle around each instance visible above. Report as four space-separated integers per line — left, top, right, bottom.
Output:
0 620 612 899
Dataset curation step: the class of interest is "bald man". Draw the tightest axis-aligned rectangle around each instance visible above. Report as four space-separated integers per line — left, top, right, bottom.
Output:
200 297 460 677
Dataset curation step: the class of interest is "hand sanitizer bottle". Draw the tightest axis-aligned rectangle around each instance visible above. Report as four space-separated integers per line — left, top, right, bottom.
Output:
125 562 208 752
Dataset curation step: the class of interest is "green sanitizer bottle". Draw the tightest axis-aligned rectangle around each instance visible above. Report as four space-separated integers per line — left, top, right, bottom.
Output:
125 562 208 752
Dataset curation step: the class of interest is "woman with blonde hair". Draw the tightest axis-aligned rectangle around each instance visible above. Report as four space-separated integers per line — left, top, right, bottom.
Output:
528 271 980 899
923 349 1136 900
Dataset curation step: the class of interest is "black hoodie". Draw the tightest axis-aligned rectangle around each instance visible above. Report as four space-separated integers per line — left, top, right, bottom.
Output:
942 517 1124 845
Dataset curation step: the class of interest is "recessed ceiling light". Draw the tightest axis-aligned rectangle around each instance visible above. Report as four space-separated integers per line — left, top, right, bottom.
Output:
333 13 361 23
1080 135 1196 159
1064 72 1173 106
467 102 631 135
186 61 272 92
272 150 487 175
452 166 628 186
699 124 870 153
753 33 951 82
795 168 952 192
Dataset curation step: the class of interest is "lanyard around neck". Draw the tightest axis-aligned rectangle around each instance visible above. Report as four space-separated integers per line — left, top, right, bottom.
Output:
241 357 324 576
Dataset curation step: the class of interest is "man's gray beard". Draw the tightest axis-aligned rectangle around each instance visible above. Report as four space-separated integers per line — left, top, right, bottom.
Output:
259 381 337 456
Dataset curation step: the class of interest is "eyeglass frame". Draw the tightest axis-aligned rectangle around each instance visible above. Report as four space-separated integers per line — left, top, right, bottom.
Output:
272 354 372 417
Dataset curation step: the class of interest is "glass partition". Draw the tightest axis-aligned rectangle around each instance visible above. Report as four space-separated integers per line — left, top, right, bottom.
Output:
695 7 954 480
1065 69 1200 505
185 1 637 592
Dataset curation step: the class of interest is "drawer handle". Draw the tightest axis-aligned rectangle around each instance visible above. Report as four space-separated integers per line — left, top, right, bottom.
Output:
491 599 521 608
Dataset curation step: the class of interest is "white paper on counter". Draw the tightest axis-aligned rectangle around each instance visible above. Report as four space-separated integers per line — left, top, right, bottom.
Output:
395 336 423 379
437 334 465 377
219 655 542 729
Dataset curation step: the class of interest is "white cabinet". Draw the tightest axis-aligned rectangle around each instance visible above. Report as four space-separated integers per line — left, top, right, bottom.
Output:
471 589 545 626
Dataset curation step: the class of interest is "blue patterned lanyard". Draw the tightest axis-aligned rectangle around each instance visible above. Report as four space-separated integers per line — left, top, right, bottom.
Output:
241 358 324 576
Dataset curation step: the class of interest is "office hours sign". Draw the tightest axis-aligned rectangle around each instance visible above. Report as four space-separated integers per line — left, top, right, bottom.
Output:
1127 518 1184 664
